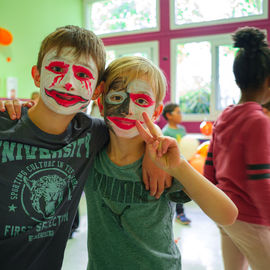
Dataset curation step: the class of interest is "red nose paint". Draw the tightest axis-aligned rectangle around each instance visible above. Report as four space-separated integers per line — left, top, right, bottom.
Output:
65 83 73 91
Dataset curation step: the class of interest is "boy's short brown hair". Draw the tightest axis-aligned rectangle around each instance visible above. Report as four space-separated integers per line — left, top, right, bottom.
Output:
37 25 106 84
101 56 167 107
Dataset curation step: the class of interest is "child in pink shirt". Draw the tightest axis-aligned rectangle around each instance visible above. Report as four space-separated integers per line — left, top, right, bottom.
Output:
204 27 270 270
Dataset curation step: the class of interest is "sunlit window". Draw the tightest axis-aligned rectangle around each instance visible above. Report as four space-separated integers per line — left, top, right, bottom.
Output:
172 35 241 120
87 0 158 36
172 0 267 29
176 42 211 114
105 41 158 66
216 45 240 110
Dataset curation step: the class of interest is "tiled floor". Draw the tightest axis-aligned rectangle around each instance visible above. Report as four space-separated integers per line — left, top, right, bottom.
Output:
62 196 225 270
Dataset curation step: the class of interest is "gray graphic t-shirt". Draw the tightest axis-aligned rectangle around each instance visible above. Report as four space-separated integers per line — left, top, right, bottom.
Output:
0 108 109 270
85 148 190 270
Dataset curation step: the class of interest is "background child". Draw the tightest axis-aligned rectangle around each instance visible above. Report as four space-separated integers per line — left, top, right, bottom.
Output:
262 101 270 118
84 56 238 270
204 26 270 270
162 103 191 225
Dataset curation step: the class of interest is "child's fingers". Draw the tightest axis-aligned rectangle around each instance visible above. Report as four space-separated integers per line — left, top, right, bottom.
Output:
5 100 17 120
13 99 22 119
142 112 159 138
142 168 150 191
0 101 6 112
135 120 155 144
23 100 35 108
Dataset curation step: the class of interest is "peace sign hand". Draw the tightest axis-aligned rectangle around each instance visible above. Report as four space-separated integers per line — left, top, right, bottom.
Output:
136 112 182 177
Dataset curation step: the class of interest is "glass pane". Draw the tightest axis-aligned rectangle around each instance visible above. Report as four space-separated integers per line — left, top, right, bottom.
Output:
217 45 240 110
176 42 211 114
175 0 263 25
91 0 157 35
106 50 116 67
106 50 149 67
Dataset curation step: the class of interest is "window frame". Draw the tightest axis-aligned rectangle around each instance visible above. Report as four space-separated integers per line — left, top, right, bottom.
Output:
171 33 236 121
84 0 160 38
170 0 268 30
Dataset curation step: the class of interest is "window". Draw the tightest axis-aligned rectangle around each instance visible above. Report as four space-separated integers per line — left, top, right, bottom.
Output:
171 34 240 121
171 0 268 29
83 0 270 123
105 41 159 66
84 0 159 37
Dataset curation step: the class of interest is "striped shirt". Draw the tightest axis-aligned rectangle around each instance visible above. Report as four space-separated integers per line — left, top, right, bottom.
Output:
204 102 270 226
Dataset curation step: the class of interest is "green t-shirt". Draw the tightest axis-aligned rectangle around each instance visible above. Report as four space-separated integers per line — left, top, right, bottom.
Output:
85 148 189 270
162 124 187 140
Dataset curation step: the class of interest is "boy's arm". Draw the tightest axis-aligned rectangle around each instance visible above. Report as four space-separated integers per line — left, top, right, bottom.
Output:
136 112 238 226
142 135 172 199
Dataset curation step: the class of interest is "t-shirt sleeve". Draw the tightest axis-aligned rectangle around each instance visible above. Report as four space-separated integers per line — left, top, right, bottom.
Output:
166 178 191 203
90 117 109 154
244 116 270 224
203 134 217 185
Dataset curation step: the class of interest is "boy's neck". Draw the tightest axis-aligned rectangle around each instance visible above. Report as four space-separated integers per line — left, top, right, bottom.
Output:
168 121 178 129
28 99 76 135
107 131 145 166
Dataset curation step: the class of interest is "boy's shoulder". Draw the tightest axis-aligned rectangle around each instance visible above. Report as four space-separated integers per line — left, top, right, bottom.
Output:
73 112 107 132
0 110 20 131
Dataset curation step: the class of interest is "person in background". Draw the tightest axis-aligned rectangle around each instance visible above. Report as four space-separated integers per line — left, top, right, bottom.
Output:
204 26 270 270
162 102 191 225
262 101 270 118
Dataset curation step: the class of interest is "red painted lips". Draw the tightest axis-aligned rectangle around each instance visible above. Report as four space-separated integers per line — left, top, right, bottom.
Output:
45 89 87 107
108 116 143 130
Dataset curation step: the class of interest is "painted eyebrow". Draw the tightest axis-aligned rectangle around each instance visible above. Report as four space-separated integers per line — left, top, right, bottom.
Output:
47 56 93 70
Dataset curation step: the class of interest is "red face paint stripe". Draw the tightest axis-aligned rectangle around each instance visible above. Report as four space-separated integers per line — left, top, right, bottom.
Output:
129 93 155 107
45 61 69 74
107 116 143 130
72 65 94 81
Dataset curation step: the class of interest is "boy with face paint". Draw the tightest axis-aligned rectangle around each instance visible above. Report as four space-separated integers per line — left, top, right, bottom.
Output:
84 56 238 270
0 27 170 270
0 25 109 270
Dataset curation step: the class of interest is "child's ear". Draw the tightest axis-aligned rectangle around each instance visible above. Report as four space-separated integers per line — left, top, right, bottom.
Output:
97 97 104 116
92 81 105 100
31 66 40 87
152 104 163 121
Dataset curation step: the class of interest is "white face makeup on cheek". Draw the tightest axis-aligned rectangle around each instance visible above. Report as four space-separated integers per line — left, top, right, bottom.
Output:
39 48 98 115
106 79 156 138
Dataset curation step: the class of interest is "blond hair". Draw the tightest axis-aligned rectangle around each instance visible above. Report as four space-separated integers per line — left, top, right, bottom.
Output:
101 56 167 107
37 25 106 84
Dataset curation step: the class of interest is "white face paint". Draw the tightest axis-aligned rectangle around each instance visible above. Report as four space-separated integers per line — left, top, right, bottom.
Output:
105 79 156 138
39 47 98 115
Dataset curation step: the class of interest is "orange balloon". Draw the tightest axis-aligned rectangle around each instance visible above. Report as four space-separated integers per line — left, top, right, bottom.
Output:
189 154 206 175
196 141 210 157
200 121 213 136
0 28 13 45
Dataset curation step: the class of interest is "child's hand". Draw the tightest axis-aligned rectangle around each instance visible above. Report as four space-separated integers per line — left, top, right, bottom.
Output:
142 146 172 199
0 99 35 120
136 112 182 176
